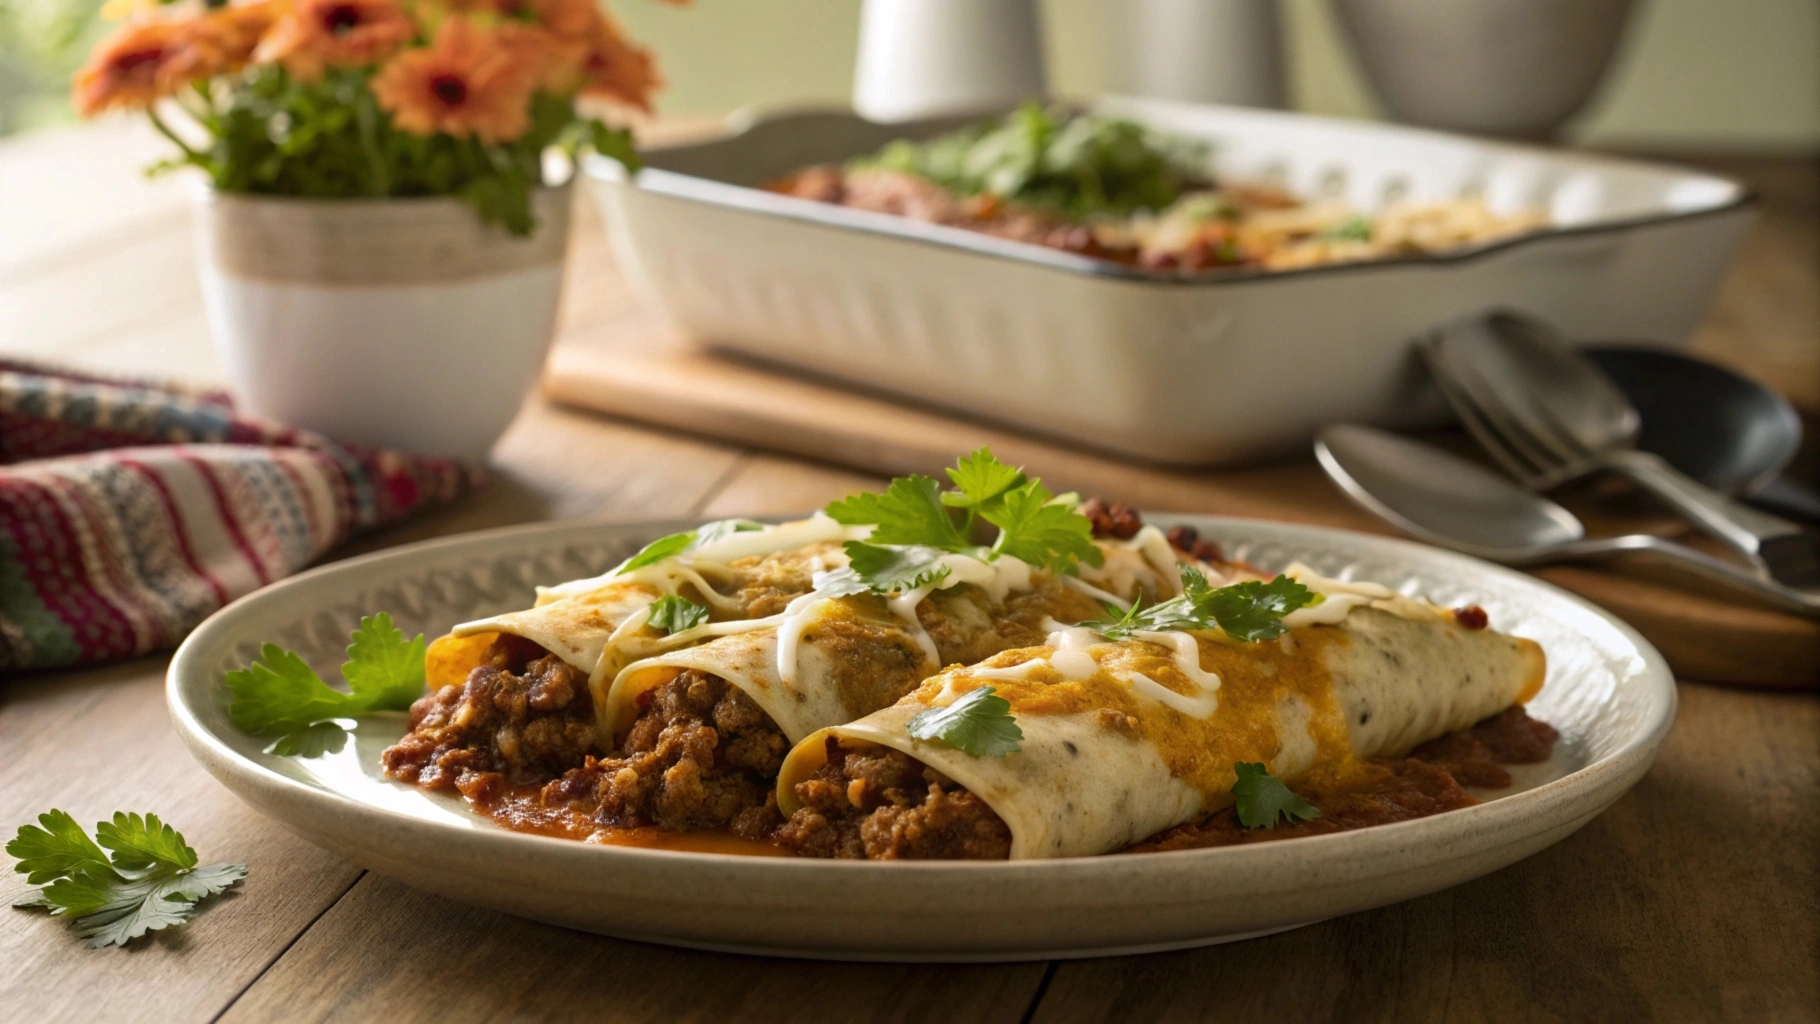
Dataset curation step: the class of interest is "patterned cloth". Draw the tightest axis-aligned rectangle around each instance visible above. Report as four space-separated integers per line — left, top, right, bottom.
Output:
0 360 484 672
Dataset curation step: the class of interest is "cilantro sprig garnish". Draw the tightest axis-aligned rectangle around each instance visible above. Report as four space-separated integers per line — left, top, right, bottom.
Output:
1231 763 1322 828
1084 565 1315 643
225 613 426 757
826 448 1102 595
9 810 245 948
647 594 710 635
611 519 765 575
906 685 1024 758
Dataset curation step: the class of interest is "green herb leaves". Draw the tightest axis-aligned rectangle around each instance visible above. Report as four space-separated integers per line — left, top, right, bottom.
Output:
1084 566 1315 642
907 686 1024 758
9 811 245 948
647 595 710 635
1230 763 1322 829
225 613 426 757
826 448 1101 594
611 519 766 576
857 103 1212 220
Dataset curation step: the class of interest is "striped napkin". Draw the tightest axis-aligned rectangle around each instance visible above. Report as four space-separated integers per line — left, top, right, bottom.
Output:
0 360 484 673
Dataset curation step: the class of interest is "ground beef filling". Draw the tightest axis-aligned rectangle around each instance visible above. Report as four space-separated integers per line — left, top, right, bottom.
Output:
539 670 789 839
774 739 1014 860
380 637 596 801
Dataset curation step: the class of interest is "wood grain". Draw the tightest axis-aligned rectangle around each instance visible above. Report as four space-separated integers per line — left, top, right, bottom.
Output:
217 874 1047 1024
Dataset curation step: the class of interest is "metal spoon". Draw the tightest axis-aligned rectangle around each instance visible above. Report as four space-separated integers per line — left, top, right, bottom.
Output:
1426 311 1820 589
1585 345 1820 523
1313 424 1820 616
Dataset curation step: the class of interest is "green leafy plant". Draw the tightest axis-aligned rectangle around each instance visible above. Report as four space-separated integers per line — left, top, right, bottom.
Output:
1230 763 1321 829
225 612 426 756
71 0 665 234
9 810 246 948
906 685 1023 758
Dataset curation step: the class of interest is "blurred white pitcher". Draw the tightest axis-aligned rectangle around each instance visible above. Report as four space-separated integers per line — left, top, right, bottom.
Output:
852 0 1047 122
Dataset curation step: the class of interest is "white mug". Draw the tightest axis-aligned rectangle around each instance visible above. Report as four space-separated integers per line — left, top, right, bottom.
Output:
852 0 1047 122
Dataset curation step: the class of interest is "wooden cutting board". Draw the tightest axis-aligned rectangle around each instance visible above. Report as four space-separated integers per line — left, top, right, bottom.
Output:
543 339 1819 689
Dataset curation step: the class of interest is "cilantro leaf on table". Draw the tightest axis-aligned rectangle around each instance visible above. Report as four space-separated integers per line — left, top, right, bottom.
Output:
647 594 710 635
842 542 953 594
1083 566 1315 642
8 810 245 948
226 612 427 756
907 686 1023 758
1230 763 1321 829
983 480 1103 573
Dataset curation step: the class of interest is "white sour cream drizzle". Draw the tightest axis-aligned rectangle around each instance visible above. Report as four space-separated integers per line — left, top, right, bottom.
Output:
1074 525 1189 603
963 619 1223 720
1277 562 1448 627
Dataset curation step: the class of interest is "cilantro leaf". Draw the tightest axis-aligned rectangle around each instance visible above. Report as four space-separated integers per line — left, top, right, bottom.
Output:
942 447 1026 511
93 813 196 877
983 480 1103 573
843 542 953 594
647 594 710 635
612 531 697 574
1231 763 1321 828
694 519 764 547
826 475 970 549
267 722 350 759
225 644 349 736
1324 217 1372 242
340 612 426 710
907 686 1023 757
10 810 246 948
226 614 427 754
1082 566 1314 642
811 567 874 600
1204 576 1315 642
5 811 112 885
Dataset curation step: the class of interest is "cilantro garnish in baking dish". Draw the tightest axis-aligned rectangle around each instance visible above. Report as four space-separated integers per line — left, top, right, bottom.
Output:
1084 565 1316 643
225 613 426 756
1231 763 1322 829
907 685 1024 758
825 448 1103 595
9 810 245 948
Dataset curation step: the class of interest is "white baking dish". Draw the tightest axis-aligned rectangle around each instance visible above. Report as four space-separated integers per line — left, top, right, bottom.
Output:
584 99 1753 465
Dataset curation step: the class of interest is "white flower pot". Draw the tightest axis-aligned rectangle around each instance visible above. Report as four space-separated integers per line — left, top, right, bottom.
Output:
193 184 572 459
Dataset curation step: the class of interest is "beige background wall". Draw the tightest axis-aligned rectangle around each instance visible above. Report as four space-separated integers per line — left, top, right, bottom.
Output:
614 0 1820 152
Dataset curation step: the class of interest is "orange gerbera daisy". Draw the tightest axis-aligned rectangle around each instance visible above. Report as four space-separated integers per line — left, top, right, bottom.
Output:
256 0 417 81
577 8 659 112
72 20 217 116
371 17 537 144
187 0 282 74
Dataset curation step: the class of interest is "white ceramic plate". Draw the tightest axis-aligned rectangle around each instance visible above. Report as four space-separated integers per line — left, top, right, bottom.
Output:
167 516 1675 961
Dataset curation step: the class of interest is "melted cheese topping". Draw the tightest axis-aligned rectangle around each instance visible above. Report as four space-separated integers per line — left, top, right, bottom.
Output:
912 626 1366 801
1279 562 1451 628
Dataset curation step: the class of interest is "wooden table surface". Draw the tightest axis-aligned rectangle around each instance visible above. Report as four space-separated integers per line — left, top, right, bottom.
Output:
2 122 1816 1023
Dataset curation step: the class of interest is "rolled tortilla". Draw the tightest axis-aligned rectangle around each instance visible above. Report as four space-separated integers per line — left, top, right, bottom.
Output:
776 605 1546 859
600 569 1117 747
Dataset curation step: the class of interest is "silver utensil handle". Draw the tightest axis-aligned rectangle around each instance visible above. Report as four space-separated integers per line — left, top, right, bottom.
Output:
1555 534 1820 615
1601 449 1820 589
